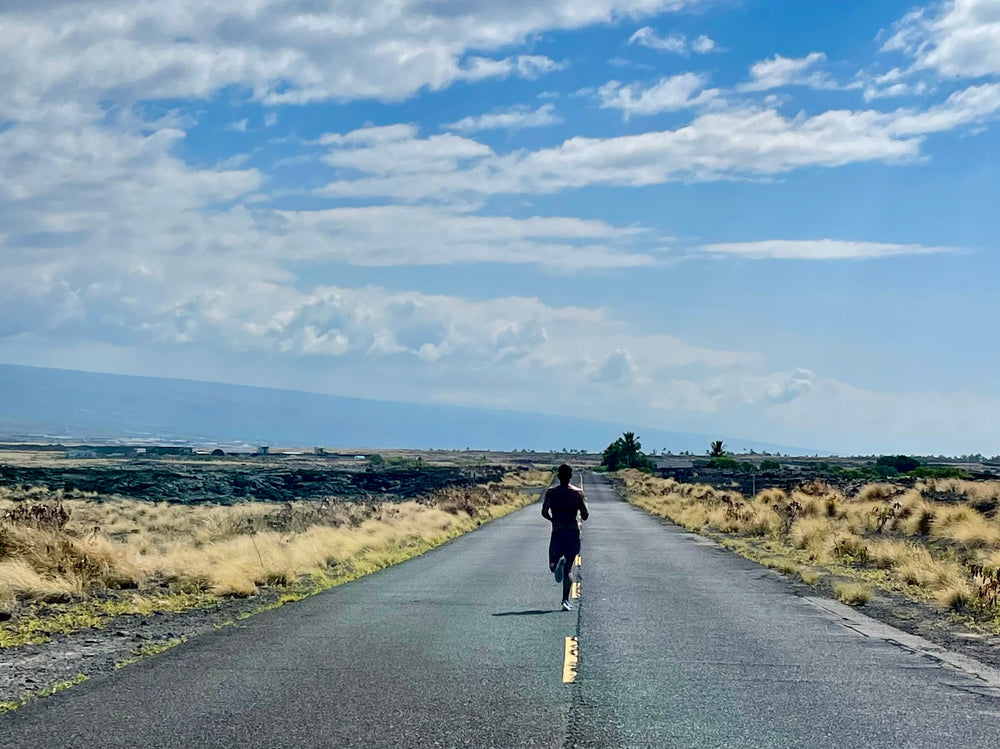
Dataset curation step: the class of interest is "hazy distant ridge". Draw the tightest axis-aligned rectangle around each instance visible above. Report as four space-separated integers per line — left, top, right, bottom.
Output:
0 364 813 454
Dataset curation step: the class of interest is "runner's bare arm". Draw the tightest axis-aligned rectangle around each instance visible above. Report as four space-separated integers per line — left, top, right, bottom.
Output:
541 489 553 521
578 490 589 521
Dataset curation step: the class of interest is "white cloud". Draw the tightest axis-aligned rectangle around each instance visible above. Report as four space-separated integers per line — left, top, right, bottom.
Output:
457 55 565 83
596 73 716 118
0 0 691 117
861 68 931 101
629 26 687 53
319 87 1000 200
885 82 1000 134
445 104 562 133
0 260 763 415
628 27 721 55
270 206 660 269
739 52 837 91
691 35 718 54
226 118 249 132
0 115 660 272
884 0 1000 79
699 239 959 260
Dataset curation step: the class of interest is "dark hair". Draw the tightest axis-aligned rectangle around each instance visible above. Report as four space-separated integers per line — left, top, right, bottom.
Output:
557 464 572 481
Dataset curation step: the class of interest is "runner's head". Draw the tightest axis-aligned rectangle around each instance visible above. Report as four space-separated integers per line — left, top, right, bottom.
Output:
557 464 572 485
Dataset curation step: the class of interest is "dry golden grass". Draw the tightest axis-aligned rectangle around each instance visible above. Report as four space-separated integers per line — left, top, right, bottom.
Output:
619 470 1000 621
0 483 532 609
497 469 553 488
834 582 872 605
935 581 975 611
799 569 820 586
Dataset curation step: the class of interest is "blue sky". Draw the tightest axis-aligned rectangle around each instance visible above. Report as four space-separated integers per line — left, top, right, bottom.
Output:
0 0 998 454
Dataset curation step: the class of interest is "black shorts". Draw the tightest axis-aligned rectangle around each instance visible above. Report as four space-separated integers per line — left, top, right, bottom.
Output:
549 528 581 568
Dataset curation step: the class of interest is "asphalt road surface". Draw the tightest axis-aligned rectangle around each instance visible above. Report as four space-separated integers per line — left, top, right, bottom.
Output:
3 474 1000 748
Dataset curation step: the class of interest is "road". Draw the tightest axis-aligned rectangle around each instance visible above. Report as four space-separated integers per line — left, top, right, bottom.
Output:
3 473 1000 748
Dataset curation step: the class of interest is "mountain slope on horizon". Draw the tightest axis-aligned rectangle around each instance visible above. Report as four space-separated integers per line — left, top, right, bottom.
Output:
0 364 817 455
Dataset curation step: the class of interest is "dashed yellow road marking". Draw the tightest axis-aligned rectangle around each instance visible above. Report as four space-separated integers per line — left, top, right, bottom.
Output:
575 554 582 568
570 581 581 599
563 636 579 683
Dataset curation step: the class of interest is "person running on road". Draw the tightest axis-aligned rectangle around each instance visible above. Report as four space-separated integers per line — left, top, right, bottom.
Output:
542 464 589 611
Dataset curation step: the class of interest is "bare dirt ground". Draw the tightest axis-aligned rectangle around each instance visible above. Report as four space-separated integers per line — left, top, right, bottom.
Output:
1 586 284 707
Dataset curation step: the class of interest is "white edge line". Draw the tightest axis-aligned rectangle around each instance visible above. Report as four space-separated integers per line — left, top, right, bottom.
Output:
804 596 1000 689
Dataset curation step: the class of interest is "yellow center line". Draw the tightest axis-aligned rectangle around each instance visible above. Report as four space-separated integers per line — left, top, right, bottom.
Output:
575 554 582 568
570 581 581 599
562 636 579 683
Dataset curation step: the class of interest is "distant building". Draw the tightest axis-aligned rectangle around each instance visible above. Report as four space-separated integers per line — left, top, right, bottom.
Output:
148 446 193 456
256 446 270 455
314 447 326 456
354 455 367 461
65 449 98 459
656 456 695 469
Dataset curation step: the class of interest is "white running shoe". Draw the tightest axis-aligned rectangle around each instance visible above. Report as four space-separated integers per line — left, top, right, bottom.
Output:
561 600 572 611
553 557 565 584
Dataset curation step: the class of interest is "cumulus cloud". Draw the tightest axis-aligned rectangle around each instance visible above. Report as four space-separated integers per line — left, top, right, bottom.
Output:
739 52 838 91
0 0 693 117
596 73 716 118
0 257 765 418
883 0 1000 79
444 104 562 133
699 239 959 260
691 35 719 54
594 349 640 384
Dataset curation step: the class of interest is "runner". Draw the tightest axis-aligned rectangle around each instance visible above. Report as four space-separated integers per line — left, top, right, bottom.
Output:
541 464 589 611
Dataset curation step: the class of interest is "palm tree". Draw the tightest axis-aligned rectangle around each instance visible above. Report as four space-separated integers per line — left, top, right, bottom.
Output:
709 440 726 457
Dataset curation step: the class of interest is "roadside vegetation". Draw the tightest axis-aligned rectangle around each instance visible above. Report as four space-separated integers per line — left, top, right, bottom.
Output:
618 470 1000 629
0 469 550 647
601 432 654 472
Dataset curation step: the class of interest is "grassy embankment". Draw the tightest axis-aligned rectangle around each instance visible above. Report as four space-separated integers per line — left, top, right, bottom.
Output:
0 469 550 647
618 470 1000 625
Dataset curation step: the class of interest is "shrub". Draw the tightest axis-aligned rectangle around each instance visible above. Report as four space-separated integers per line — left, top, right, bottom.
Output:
909 466 969 479
875 455 922 474
707 456 740 470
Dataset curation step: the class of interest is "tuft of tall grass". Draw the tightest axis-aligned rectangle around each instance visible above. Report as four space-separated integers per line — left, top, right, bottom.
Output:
834 582 872 605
